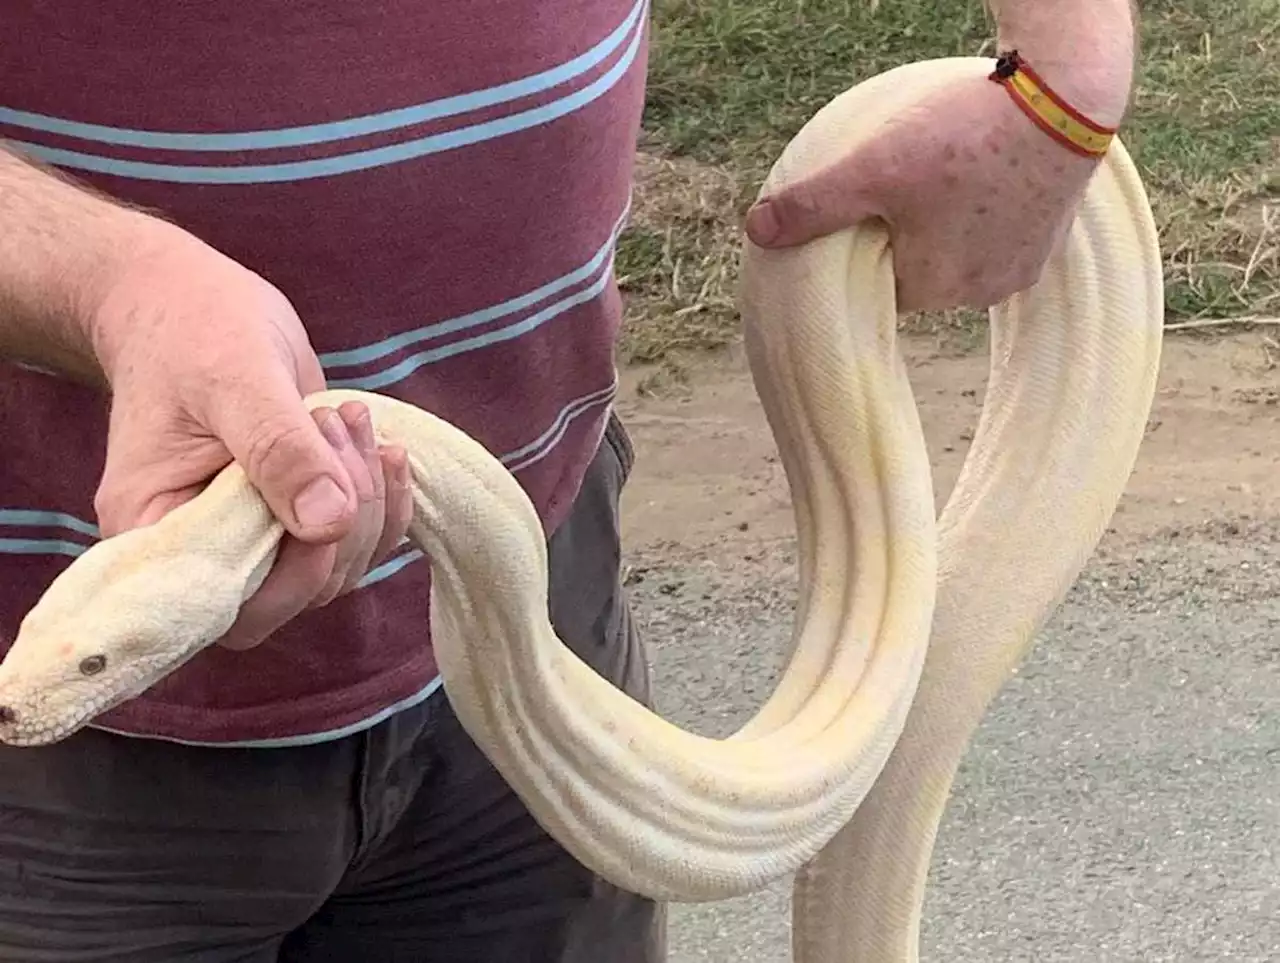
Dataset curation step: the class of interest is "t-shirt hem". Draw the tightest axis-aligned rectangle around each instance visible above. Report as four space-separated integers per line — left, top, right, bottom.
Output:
86 647 442 747
87 673 446 748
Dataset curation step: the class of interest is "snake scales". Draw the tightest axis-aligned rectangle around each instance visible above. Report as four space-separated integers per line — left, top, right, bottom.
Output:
0 58 1162 961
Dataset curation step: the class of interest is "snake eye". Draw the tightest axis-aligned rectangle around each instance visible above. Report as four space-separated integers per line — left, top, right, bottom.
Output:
79 655 107 676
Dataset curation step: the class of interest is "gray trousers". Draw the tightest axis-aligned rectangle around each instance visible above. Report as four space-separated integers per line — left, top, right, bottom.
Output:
0 414 664 963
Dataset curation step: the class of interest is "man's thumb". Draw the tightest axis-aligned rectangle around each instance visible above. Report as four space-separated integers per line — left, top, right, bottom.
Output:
213 391 358 545
744 157 886 249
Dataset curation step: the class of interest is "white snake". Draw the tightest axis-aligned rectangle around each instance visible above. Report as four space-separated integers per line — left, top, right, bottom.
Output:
0 58 1162 961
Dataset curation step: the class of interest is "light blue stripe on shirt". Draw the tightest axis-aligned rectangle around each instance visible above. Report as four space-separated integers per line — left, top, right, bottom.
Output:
0 509 99 537
91 674 448 749
0 0 647 152
0 538 92 558
4 3 647 184
504 383 617 473
318 204 628 370
325 259 615 391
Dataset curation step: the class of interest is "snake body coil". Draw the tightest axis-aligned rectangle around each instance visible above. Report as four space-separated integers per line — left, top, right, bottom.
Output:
0 59 1162 961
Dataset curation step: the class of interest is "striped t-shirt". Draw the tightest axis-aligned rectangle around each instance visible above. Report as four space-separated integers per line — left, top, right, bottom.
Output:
0 0 648 745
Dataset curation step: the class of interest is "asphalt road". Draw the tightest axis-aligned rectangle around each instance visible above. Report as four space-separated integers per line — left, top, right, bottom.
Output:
626 517 1280 963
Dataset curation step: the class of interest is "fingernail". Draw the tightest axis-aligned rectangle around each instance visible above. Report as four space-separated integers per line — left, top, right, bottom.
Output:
352 410 375 453
747 200 779 245
218 632 265 652
293 476 348 529
319 411 350 450
380 444 407 476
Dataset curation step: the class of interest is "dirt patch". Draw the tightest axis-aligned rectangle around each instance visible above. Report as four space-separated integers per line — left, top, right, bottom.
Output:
617 331 1280 570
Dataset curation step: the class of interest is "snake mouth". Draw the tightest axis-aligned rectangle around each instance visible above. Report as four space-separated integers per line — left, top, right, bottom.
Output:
0 668 163 748
0 710 86 747
0 684 127 745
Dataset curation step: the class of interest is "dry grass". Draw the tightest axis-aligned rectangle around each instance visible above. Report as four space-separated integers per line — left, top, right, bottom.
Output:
617 153 743 365
617 0 1280 364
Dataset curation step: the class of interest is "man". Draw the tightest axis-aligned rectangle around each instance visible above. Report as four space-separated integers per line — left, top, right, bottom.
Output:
0 0 1136 959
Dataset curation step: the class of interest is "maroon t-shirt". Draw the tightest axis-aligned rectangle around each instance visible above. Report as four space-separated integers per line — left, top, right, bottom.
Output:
0 0 648 745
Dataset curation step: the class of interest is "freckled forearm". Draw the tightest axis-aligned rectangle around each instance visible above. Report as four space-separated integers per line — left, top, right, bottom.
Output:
985 0 1138 125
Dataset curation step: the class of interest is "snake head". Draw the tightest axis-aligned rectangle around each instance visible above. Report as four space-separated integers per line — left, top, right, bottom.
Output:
0 518 275 747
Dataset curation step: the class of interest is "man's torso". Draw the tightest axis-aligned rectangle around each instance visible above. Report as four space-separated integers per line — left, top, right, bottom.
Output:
0 0 648 744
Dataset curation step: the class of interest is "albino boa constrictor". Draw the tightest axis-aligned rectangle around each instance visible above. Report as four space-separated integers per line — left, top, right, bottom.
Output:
0 58 1162 961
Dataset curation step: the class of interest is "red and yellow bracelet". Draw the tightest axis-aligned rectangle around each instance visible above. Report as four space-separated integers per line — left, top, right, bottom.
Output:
988 50 1117 159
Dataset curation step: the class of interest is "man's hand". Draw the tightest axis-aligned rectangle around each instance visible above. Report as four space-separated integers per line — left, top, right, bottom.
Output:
744 72 1102 312
745 1 1136 313
0 145 412 651
88 227 413 651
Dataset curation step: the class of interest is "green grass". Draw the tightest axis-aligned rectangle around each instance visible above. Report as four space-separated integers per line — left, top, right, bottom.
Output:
618 0 1280 363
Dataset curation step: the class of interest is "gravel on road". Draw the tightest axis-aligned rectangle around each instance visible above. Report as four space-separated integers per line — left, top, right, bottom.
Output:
625 516 1280 963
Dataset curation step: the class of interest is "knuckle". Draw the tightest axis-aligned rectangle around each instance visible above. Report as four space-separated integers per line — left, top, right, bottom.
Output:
92 477 135 539
265 539 337 611
219 628 268 651
240 416 316 488
1012 262 1043 291
366 449 388 498
311 579 346 610
92 483 120 537
349 456 378 504
774 188 826 232
985 267 1039 307
297 553 338 599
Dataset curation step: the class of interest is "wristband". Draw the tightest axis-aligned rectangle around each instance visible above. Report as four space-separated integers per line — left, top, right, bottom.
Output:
988 50 1117 159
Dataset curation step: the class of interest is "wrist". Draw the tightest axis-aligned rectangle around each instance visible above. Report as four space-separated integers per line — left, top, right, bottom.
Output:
988 0 1136 127
0 146 179 384
81 213 196 381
